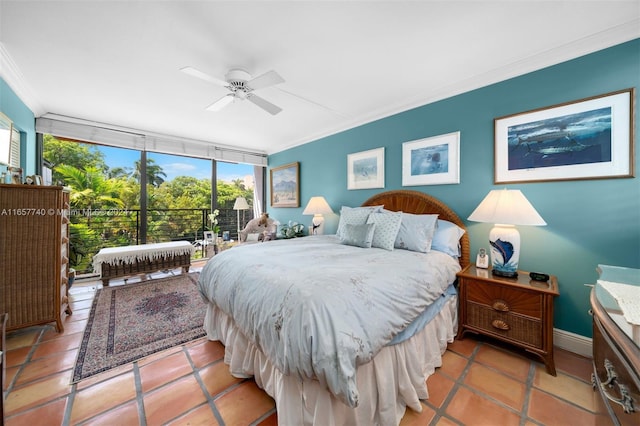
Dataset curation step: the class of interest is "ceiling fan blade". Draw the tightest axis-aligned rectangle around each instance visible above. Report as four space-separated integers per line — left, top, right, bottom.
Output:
206 94 235 111
276 87 349 118
247 94 282 115
181 66 228 87
247 70 285 91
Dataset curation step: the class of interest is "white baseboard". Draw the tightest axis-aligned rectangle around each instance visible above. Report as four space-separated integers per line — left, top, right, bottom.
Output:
554 328 592 358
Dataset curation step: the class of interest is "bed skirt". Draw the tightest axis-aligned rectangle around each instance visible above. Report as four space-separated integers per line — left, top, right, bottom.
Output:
203 296 457 426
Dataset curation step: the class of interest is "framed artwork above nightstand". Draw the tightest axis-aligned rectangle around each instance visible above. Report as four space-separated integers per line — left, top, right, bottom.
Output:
456 264 559 375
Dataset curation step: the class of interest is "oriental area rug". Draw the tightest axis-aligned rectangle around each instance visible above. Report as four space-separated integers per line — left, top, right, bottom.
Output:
72 273 206 382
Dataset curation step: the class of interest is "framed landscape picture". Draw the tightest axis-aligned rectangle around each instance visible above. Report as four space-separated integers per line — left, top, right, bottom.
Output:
495 88 634 184
402 132 460 186
270 162 300 207
347 147 385 190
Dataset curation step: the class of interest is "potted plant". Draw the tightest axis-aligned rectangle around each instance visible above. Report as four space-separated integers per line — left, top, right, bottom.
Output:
206 209 221 256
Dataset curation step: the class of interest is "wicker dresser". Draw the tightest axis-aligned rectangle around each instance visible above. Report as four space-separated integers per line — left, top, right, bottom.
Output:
0 184 72 332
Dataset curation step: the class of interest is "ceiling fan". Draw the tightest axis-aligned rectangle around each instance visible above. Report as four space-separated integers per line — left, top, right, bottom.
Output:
181 66 285 115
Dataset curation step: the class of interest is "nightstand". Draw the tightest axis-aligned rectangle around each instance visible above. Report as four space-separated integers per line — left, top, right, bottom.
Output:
457 264 559 375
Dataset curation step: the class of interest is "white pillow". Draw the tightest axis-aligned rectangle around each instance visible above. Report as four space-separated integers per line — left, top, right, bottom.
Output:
246 233 260 242
394 213 439 253
366 211 402 251
431 219 466 257
336 205 383 238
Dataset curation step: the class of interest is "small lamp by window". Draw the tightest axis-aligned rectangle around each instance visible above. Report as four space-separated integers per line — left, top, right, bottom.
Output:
467 189 546 277
302 196 334 235
233 197 250 240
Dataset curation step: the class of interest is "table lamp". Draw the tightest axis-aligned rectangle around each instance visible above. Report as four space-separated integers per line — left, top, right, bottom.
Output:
302 196 334 235
233 197 250 240
467 189 546 277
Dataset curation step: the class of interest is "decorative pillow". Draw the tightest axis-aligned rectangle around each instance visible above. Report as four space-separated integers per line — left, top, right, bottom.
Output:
366 211 402 251
340 223 376 248
336 205 383 238
394 213 439 253
431 219 466 257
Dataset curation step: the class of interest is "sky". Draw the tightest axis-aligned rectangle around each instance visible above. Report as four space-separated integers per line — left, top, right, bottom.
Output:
96 145 254 183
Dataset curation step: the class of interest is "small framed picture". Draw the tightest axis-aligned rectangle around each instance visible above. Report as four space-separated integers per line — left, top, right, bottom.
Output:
270 162 300 207
8 166 22 184
203 231 214 242
347 147 385 190
402 132 460 186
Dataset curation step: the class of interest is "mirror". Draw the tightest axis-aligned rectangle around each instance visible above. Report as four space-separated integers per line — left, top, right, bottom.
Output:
0 112 12 166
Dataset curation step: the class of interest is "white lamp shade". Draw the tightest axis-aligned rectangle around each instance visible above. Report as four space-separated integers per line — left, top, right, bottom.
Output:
468 189 545 277
302 196 334 215
467 189 546 226
233 197 250 210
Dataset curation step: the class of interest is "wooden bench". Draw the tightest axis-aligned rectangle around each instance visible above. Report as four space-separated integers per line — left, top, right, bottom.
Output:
93 241 194 286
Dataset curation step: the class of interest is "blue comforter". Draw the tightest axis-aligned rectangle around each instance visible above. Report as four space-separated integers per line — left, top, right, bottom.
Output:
197 235 461 407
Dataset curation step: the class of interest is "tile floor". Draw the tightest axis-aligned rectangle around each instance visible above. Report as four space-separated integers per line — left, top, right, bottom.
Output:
3 267 609 426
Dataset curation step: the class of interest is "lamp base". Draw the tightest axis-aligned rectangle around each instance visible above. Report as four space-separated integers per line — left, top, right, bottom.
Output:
311 215 325 235
488 224 521 277
491 268 518 278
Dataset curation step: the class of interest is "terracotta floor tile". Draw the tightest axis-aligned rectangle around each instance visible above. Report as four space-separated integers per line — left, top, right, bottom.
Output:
165 403 221 426
463 363 526 411
80 400 140 426
445 387 521 426
143 375 207 425
5 366 20 389
4 396 67 426
533 366 599 412
187 339 225 368
199 361 243 398
5 329 40 351
31 332 83 359
75 363 134 391
4 370 72 416
215 381 275 425
432 416 460 426
70 371 137 424
424 371 455 408
72 298 95 311
41 320 87 341
14 349 77 386
139 350 193 393
399 403 436 426
65 309 90 323
447 337 478 358
474 344 531 382
554 347 593 382
438 350 468 380
528 388 602 426
5 346 31 368
257 412 278 426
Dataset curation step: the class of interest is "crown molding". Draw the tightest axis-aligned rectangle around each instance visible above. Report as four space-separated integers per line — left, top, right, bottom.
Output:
0 43 46 116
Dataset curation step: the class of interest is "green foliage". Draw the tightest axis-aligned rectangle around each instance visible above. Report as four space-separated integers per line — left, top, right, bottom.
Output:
43 135 107 184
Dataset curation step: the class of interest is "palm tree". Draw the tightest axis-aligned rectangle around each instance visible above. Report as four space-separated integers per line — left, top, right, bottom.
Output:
56 165 125 224
133 158 167 188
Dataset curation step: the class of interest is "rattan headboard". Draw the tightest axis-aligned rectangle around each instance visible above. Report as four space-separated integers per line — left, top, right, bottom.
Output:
362 189 470 268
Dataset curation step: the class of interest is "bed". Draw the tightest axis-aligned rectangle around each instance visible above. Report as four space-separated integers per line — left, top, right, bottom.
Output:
197 190 470 425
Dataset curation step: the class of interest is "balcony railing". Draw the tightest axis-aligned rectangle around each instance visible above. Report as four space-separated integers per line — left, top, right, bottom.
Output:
69 207 254 274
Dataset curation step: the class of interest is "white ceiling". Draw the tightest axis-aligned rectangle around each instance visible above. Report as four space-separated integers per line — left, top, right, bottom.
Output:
1 1 639 156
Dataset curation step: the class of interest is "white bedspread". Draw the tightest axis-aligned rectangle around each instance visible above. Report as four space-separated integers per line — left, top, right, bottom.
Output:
197 235 461 408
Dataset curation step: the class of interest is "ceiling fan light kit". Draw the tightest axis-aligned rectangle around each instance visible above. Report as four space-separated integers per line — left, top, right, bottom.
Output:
182 66 285 115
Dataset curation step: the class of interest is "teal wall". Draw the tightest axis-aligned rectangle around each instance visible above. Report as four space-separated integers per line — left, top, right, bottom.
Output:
0 78 36 175
268 39 640 338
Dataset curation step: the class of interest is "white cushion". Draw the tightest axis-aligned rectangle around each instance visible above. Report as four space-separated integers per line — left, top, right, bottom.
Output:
394 213 439 253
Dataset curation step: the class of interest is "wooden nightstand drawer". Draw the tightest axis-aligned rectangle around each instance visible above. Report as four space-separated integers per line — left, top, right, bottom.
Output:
467 284 543 319
466 300 543 348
